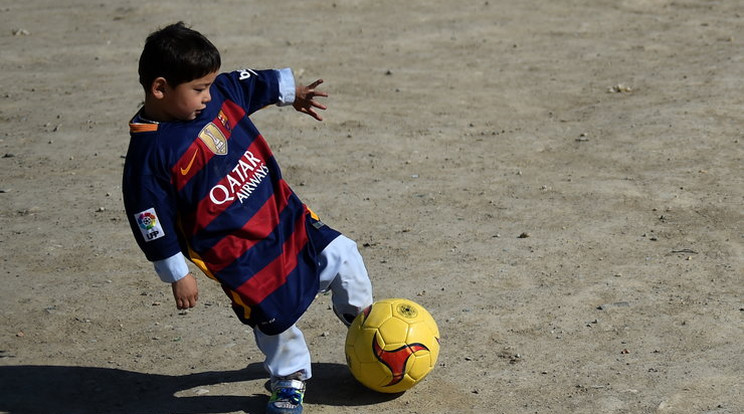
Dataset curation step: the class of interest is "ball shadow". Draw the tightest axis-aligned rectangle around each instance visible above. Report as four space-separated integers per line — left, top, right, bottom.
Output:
306 362 403 406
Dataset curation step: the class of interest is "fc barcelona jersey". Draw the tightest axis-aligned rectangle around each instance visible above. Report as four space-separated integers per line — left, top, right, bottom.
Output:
122 68 338 334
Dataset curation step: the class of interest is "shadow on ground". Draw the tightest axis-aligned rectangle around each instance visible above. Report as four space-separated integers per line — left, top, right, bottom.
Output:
0 362 399 414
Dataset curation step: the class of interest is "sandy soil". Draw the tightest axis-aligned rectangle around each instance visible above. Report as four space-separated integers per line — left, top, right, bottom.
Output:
1 0 743 413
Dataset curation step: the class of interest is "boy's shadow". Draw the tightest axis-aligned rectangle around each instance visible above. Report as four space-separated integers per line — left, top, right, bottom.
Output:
0 362 399 414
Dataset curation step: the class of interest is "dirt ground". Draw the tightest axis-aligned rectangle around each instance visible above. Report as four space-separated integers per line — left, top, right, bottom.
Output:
1 0 742 413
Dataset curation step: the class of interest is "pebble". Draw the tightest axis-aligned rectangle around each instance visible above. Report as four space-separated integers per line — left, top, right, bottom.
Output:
608 84 632 93
597 302 630 310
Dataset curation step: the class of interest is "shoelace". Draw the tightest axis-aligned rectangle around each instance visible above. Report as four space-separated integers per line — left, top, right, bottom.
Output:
275 388 302 405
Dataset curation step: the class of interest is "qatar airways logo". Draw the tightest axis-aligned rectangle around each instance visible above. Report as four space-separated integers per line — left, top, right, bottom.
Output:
209 150 269 205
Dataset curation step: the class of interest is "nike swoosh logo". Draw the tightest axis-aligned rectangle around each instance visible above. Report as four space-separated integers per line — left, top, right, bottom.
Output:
180 149 199 175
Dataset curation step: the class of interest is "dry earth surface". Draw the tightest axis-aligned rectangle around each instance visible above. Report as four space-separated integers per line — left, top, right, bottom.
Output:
1 0 742 413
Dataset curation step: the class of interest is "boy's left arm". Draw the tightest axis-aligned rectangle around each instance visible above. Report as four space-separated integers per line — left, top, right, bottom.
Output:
225 68 326 119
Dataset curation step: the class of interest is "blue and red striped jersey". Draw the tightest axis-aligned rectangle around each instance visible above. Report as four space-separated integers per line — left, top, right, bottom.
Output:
123 69 339 334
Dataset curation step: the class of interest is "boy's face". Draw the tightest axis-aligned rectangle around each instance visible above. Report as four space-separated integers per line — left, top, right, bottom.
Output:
161 71 218 121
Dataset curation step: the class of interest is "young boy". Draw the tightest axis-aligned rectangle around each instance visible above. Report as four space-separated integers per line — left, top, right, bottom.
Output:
123 22 373 414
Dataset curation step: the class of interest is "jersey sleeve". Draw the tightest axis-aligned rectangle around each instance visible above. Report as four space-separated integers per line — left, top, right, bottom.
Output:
122 155 183 265
220 68 295 115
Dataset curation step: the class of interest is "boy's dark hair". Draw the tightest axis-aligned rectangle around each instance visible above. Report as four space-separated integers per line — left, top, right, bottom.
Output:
138 22 221 90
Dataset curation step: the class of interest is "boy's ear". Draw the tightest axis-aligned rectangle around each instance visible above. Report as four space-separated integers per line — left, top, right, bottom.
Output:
150 77 169 99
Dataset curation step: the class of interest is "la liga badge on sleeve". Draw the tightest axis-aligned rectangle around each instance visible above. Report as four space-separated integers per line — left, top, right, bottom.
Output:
135 207 165 242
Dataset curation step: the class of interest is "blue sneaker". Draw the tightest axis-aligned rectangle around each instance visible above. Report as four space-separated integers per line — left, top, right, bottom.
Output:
266 378 305 414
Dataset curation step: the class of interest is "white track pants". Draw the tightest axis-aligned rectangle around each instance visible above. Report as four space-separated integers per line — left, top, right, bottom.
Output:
253 235 373 380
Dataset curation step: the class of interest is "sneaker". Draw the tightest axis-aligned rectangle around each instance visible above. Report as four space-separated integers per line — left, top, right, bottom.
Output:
266 378 305 414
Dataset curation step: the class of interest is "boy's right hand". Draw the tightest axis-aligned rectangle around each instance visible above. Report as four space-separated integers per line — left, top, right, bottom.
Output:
171 273 199 310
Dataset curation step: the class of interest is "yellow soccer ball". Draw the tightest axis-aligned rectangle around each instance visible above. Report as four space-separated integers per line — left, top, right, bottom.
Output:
345 298 440 393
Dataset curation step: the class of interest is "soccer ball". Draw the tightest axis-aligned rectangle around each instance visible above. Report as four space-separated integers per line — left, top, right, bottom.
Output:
345 298 440 393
